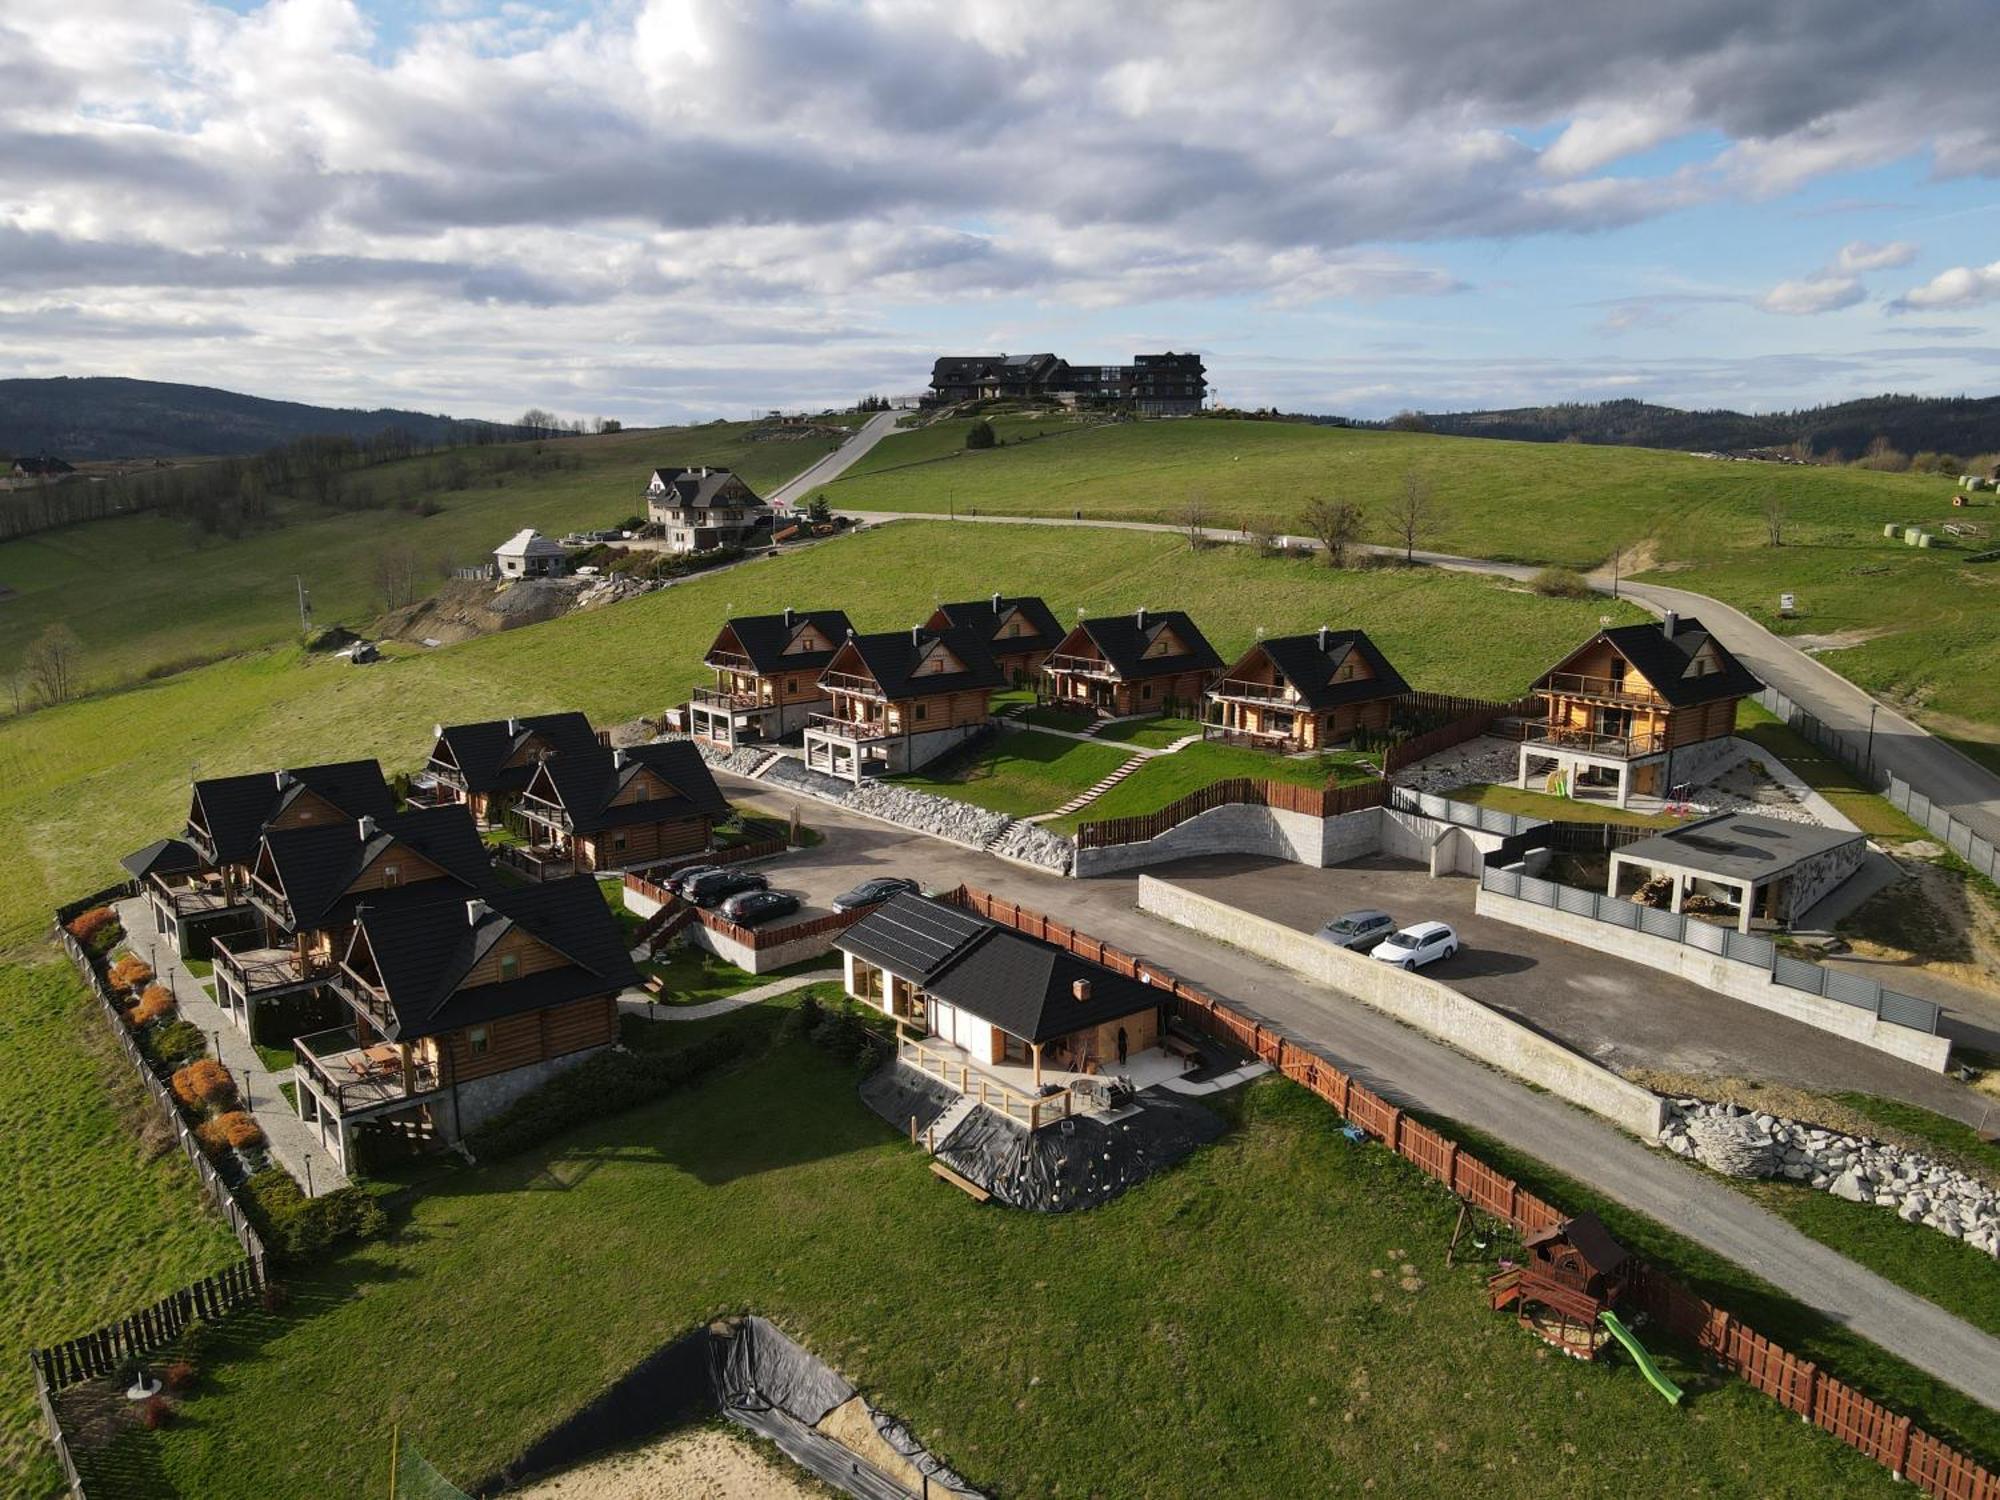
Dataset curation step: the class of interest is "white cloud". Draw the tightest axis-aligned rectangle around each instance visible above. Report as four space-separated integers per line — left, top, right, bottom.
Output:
1761 273 1864 316
1835 239 1918 273
1891 261 2000 312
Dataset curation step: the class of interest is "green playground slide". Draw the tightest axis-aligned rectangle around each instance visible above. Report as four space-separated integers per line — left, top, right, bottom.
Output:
1599 1311 1685 1405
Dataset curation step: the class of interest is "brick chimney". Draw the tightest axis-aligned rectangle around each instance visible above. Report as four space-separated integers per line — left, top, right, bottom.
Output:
1073 978 1092 1002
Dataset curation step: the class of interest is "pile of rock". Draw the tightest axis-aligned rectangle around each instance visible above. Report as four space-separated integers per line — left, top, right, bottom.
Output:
988 819 1075 873
1661 1099 1999 1257
684 739 769 778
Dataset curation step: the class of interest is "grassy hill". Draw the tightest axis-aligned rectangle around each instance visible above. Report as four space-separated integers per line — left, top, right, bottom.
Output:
0 418 856 692
819 417 2000 767
0 521 1642 948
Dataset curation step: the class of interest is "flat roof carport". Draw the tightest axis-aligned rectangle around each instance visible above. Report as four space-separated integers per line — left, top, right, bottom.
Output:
1608 814 1864 934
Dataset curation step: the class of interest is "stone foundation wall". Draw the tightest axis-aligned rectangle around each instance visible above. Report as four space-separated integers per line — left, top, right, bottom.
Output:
445 1044 612 1141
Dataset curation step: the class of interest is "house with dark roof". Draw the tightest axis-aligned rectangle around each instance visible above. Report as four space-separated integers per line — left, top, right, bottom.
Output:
422 712 605 826
687 607 855 749
837 894 1170 1119
512 740 727 872
1520 612 1765 807
926 352 1206 414
11 455 75 480
925 594 1064 686
1205 627 1410 751
1040 607 1223 719
294 879 638 1172
802 624 1004 782
211 805 496 1037
139 760 396 956
644 466 773 553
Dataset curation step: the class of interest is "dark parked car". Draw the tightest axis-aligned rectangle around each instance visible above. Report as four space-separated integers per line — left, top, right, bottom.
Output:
684 869 769 908
1315 909 1396 951
719 888 801 926
672 864 726 899
831 876 921 913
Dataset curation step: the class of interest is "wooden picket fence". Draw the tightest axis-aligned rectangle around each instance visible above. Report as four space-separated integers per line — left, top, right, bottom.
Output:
1381 692 1539 774
943 883 2000 1500
1074 775 1388 849
32 1259 265 1393
621 870 869 953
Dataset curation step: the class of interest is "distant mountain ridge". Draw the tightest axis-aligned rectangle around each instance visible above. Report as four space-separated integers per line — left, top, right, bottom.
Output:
0 376 513 459
1366 394 2000 459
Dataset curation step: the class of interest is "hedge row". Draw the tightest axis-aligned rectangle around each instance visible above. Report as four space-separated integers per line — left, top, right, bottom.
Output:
241 1170 388 1263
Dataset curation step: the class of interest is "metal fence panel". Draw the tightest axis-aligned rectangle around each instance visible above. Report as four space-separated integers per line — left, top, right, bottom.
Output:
1638 906 1685 940
1517 875 1558 907
1878 988 1942 1034
1556 885 1596 917
1485 867 1521 898
1726 931 1776 968
1683 919 1727 955
1774 953 1826 996
1823 969 1881 1011
1597 897 1640 929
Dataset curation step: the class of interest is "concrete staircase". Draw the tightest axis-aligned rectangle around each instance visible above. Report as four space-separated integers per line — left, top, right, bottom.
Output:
747 751 785 778
980 817 1022 853
1041 751 1148 821
926 1093 980 1151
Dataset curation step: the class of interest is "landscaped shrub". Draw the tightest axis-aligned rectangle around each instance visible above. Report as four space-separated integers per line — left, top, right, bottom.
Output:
107 955 155 993
143 1020 206 1069
141 1394 175 1430
465 1029 754 1160
130 983 175 1027
171 1059 237 1113
242 1170 388 1263
196 1111 264 1156
1530 566 1594 598
66 906 119 950
163 1360 197 1393
794 993 893 1073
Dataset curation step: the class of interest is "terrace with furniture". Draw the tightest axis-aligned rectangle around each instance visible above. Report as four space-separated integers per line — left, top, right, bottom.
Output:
685 607 854 749
802 625 1004 782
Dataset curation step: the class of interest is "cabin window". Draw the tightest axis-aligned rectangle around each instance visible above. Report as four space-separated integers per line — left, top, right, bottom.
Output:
468 1025 490 1056
914 702 929 721
499 954 519 982
381 863 401 888
1142 683 1155 700
634 782 649 802
787 678 799 693
612 832 628 852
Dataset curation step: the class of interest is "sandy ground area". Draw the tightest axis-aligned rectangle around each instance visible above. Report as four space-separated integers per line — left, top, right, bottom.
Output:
508 1426 825 1500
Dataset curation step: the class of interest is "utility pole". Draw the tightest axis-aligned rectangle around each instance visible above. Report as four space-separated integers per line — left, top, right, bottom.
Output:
294 575 312 634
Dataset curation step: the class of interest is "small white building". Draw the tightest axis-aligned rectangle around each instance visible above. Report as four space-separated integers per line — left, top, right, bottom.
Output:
494 528 568 580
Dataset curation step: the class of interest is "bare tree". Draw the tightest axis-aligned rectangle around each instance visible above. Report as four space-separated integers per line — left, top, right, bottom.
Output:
517 408 559 440
371 547 424 610
1178 492 1210 549
1384 469 1443 562
1298 496 1366 567
4 668 25 717
1763 492 1786 547
23 623 82 707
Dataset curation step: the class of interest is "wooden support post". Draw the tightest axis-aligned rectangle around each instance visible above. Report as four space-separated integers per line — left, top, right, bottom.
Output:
1890 1415 1912 1480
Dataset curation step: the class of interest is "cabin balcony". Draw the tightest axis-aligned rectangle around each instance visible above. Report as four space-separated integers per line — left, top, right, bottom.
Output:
295 1026 440 1119
1206 677 1296 704
898 1034 1191 1130
819 670 886 699
704 649 755 673
691 685 769 712
1525 724 1667 759
211 938 331 999
1042 652 1116 680
1540 673 1666 707
807 712 893 743
148 871 247 920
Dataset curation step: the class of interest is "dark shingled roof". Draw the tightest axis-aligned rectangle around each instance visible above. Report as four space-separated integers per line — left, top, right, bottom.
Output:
256 805 494 931
1524 1213 1628 1277
648 467 768 511
839 895 1160 1044
525 740 726 834
828 625 1005 699
929 595 1065 657
120 837 203 881
707 610 855 675
1062 610 1223 681
429 712 601 796
349 876 637 1039
1247 629 1410 711
187 760 395 867
1537 615 1763 708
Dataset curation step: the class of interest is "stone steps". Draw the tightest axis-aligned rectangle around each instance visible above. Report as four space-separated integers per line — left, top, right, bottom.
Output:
747 751 784 778
1042 752 1148 819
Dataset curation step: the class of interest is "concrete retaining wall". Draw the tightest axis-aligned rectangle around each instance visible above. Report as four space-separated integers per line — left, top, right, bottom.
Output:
1379 808 1505 875
1474 886 1951 1072
691 920 845 975
1139 876 1669 1139
1074 803 1382 877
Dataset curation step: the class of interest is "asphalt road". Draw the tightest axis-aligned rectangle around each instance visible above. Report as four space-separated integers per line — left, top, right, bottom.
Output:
722 775 2000 1410
840 508 2000 848
767 409 907 510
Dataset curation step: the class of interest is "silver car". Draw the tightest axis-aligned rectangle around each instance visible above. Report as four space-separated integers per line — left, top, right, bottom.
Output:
1316 909 1396 951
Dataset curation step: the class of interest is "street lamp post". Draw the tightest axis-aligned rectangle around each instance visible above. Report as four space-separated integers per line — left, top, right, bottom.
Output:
1865 702 1880 783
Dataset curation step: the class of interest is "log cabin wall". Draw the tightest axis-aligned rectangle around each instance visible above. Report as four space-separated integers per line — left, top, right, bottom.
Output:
440 994 620 1085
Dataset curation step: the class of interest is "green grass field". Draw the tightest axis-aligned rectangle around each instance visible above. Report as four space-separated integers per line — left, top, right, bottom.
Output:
1093 713 1205 748
106 1004 1901 1499
0 962 237 1491
820 417 2000 761
1438 782 1688 829
0 522 1641 948
0 419 844 693
891 729 1131 817
1049 742 1377 834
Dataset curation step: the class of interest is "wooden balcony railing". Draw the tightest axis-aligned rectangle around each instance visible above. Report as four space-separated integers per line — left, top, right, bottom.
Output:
295 1026 439 1115
819 670 884 698
899 1036 1075 1130
807 712 891 742
703 649 755 672
691 685 767 711
1043 652 1115 679
1527 724 1668 758
1207 676 1295 703
1541 671 1666 706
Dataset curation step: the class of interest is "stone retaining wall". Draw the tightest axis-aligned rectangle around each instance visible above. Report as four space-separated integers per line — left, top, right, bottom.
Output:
1138 875 1668 1139
1074 802 1382 877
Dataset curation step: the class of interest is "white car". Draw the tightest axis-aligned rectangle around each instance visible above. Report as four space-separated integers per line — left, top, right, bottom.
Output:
1371 920 1458 970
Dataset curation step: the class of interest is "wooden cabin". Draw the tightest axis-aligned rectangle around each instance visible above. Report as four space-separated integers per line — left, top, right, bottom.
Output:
1521 613 1763 807
687 607 854 749
802 625 1004 782
295 880 637 1173
512 740 726 873
1040 607 1223 718
1205 627 1409 751
925 594 1065 686
422 713 603 826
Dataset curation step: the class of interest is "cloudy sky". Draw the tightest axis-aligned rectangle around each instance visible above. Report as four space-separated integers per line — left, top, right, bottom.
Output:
5 0 1999 424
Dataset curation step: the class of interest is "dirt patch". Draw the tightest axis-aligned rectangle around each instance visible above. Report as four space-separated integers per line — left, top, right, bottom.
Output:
815 1396 927 1491
1789 626 1901 654
1838 854 2000 997
508 1425 826 1500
